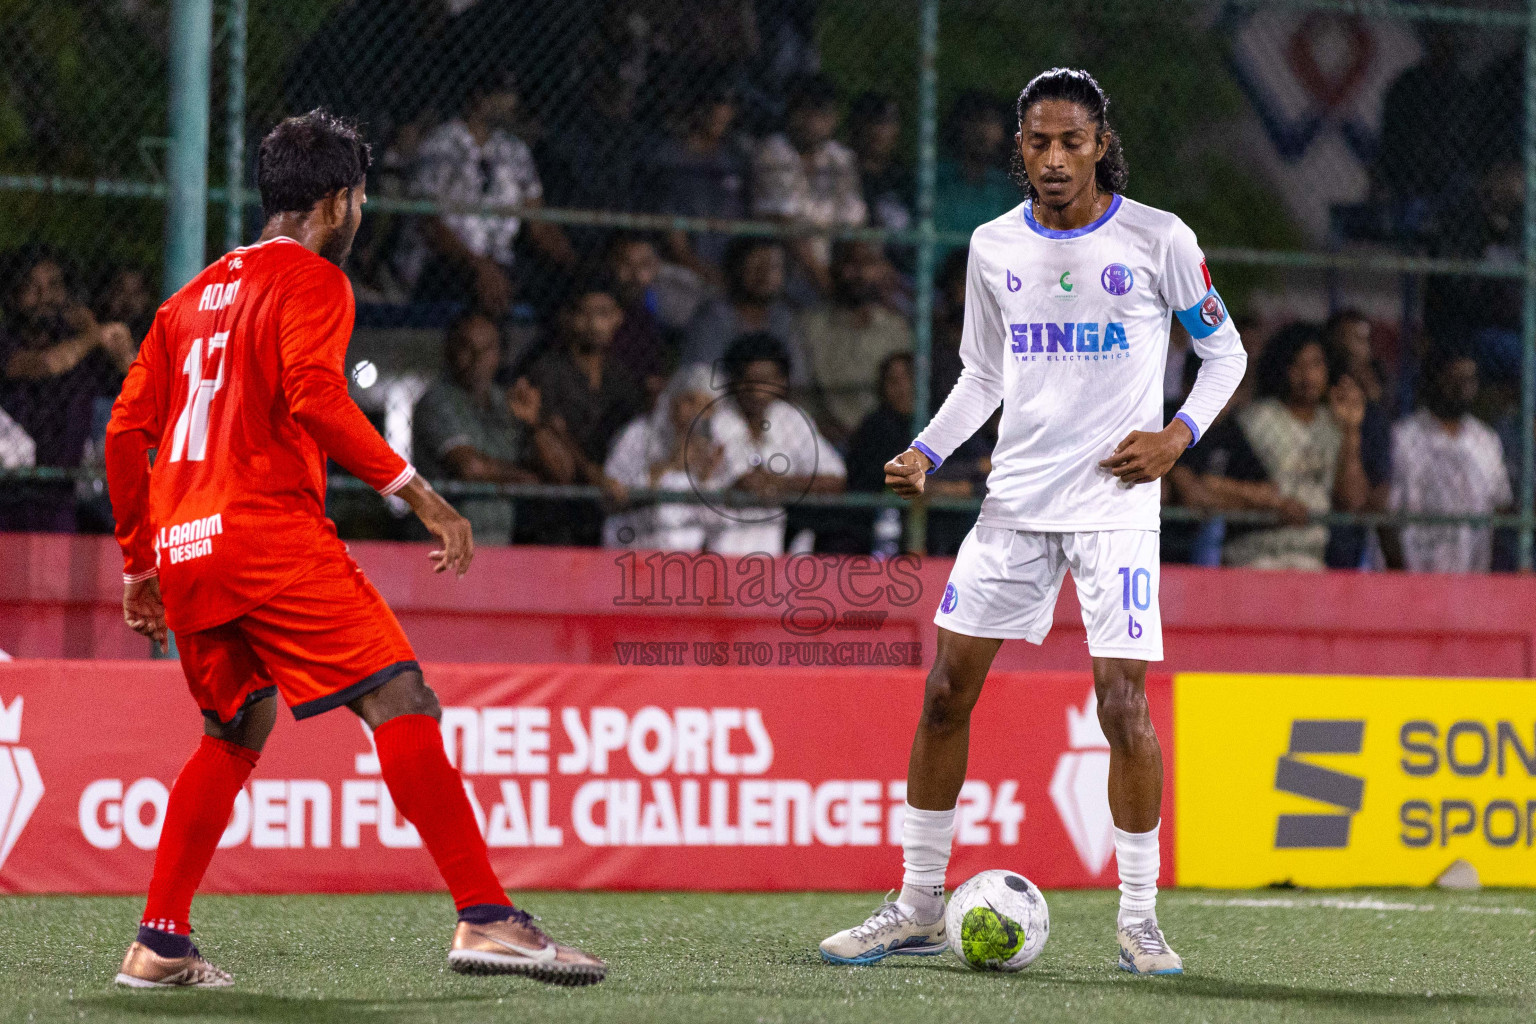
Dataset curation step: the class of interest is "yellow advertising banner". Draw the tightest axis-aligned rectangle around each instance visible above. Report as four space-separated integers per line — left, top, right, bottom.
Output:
1175 674 1536 887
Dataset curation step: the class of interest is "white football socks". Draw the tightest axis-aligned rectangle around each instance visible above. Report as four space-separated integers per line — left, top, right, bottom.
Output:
897 803 954 923
1114 821 1161 925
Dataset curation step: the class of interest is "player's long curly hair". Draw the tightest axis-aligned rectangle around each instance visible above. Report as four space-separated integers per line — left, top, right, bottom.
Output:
1010 68 1129 203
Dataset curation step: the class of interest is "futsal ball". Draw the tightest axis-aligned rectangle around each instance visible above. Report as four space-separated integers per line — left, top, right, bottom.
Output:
946 869 1049 971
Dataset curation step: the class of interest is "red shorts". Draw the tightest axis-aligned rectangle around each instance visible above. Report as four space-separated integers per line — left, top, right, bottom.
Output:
176 553 418 725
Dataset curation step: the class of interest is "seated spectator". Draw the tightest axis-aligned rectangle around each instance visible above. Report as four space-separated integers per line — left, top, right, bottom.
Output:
681 237 808 386
935 91 1019 234
404 69 576 319
96 267 155 343
1391 348 1511 573
412 313 570 545
1426 157 1522 385
0 247 135 532
523 275 645 498
537 66 656 260
604 234 676 400
1373 23 1475 220
648 84 750 284
1226 324 1368 569
709 333 845 554
848 353 916 492
849 91 913 234
752 74 866 297
1167 405 1310 567
1322 309 1394 568
798 239 913 444
603 364 741 551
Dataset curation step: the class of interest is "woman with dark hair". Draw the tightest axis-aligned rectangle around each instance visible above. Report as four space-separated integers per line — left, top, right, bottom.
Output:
1228 323 1369 568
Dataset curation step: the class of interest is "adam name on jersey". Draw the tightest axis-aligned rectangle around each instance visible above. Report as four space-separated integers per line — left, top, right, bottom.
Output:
157 512 223 566
1009 321 1129 363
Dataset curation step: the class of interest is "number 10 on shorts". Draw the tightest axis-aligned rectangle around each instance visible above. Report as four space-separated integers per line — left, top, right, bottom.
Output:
1118 567 1150 640
1117 567 1152 611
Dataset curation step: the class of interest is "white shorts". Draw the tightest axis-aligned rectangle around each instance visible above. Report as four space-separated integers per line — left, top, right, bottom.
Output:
935 526 1162 661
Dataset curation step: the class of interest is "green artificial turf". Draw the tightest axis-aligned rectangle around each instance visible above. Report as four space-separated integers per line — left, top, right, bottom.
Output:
5 889 1535 1023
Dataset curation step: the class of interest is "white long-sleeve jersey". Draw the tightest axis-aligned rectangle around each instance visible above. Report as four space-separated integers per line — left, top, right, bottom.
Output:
913 194 1247 532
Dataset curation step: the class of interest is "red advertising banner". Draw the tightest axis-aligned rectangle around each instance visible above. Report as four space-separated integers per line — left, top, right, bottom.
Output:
0 661 1172 894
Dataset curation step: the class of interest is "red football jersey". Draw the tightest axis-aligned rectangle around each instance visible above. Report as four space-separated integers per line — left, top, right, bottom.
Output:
106 236 414 633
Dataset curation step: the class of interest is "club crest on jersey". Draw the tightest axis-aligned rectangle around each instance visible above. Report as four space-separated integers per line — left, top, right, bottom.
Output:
940 583 958 614
1008 321 1129 362
1101 263 1133 296
1199 292 1227 328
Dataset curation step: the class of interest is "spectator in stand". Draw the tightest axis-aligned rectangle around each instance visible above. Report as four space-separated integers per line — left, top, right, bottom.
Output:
648 84 750 285
1391 348 1511 573
709 332 845 554
1226 323 1369 570
752 74 866 297
1374 22 1475 223
798 239 912 445
1323 309 1394 568
524 274 644 495
412 313 571 545
935 91 1018 234
681 237 808 386
1166 401 1311 567
0 247 136 532
1426 157 1523 385
405 69 576 318
603 364 742 551
849 91 913 235
604 234 676 402
96 267 156 344
538 66 657 260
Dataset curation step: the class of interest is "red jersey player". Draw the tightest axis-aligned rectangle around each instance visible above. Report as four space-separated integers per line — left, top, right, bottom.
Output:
105 110 605 988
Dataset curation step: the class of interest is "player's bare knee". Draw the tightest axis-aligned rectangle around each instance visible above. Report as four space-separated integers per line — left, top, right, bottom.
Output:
1095 686 1151 751
921 666 979 734
351 670 441 728
204 693 277 753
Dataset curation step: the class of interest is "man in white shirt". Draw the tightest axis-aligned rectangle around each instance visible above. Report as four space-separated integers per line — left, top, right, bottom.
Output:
1391 349 1512 572
752 75 867 297
708 333 846 554
403 71 575 316
819 69 1247 976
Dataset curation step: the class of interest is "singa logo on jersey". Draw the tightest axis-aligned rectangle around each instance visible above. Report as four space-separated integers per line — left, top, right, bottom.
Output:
1008 322 1129 361
1101 263 1133 296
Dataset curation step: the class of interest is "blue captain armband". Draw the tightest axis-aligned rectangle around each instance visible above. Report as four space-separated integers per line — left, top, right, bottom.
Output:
1175 287 1229 341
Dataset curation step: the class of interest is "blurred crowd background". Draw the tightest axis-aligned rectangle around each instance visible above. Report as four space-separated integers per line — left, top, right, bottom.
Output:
0 0 1530 572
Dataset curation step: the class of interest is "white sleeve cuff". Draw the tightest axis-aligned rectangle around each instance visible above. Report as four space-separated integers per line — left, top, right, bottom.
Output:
379 464 416 497
123 568 159 584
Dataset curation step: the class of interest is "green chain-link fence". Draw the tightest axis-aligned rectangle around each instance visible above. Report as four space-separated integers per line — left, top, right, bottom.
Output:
0 0 1532 567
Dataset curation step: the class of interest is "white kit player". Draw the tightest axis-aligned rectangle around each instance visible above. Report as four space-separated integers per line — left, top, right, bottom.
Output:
819 69 1246 975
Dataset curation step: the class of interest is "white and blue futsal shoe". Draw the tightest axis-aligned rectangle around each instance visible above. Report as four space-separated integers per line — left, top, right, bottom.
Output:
1116 918 1183 975
819 896 948 965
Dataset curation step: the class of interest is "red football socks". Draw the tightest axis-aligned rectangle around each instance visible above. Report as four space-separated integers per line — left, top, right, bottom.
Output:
141 735 259 935
373 714 511 910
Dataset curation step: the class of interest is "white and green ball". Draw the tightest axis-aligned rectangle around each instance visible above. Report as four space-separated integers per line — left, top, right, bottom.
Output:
945 869 1049 972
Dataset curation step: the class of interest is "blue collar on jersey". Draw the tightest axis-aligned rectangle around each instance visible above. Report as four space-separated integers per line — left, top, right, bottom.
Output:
1022 192 1122 239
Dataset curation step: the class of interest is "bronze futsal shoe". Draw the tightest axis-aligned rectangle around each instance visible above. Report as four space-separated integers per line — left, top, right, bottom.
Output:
448 908 606 986
115 941 233 988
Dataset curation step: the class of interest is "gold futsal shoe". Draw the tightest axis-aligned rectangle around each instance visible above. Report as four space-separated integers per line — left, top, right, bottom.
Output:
448 908 607 986
115 941 233 988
